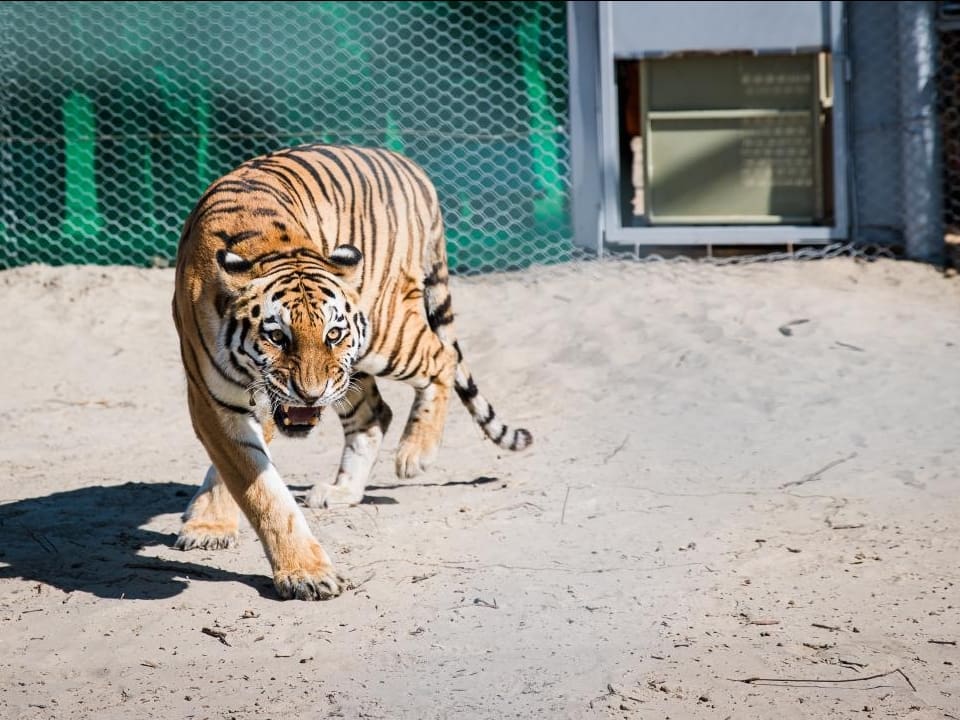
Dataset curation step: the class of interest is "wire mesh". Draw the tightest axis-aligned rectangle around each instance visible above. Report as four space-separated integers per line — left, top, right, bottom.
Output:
1 2 952 275
845 0 947 261
939 1 960 263
847 1 905 249
0 1 572 275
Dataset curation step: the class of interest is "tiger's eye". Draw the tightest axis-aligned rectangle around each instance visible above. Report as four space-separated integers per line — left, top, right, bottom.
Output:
326 327 343 344
267 329 286 346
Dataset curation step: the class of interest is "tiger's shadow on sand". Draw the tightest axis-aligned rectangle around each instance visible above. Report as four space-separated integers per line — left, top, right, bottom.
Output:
0 482 277 601
0 477 498 600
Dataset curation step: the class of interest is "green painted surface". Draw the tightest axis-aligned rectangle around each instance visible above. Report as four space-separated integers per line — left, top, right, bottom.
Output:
1 1 572 273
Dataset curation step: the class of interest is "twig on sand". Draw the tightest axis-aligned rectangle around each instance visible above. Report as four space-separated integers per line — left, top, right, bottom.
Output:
778 318 810 336
201 627 230 646
780 453 857 489
125 562 213 578
560 486 571 525
602 436 629 464
351 572 376 593
812 623 842 632
731 668 916 693
838 659 868 670
28 531 57 555
928 639 957 646
589 683 642 709
411 572 438 584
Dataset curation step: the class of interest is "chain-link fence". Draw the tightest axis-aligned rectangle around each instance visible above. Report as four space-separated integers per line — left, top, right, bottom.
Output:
939 1 960 263
1 2 954 275
0 1 571 274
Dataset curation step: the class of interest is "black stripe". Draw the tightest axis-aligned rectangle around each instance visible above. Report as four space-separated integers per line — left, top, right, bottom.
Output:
336 401 363 420
257 164 312 220
395 357 425 382
509 430 529 451
235 178 310 234
191 304 247 387
194 200 245 224
493 425 508 444
455 376 479 403
225 316 238 344
214 229 261 248
367 151 398 252
479 405 496 428
423 261 445 286
183 343 251 416
394 325 429 379
238 440 271 463
266 156 327 245
427 296 452 331
284 151 333 206
228 349 253 381
301 147 347 219
247 246 328 267
352 150 387 262
238 317 252 349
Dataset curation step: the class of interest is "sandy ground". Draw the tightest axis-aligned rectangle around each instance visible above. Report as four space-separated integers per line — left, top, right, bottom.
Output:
1 256 959 719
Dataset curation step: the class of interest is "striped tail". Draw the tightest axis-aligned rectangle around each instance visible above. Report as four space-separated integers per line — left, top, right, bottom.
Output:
422 252 532 453
451 345 533 451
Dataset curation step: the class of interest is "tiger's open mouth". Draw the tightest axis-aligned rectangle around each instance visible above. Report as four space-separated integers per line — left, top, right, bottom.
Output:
273 404 323 436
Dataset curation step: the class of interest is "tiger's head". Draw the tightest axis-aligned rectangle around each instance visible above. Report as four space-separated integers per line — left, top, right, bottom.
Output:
215 244 369 437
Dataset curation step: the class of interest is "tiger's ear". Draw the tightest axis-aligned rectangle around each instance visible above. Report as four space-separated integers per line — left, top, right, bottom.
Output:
216 249 253 275
325 245 363 286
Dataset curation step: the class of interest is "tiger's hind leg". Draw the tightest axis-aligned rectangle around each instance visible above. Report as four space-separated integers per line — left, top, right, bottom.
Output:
388 322 458 479
305 373 393 508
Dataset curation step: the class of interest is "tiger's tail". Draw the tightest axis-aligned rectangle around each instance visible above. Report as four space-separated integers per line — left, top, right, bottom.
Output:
421 219 532 453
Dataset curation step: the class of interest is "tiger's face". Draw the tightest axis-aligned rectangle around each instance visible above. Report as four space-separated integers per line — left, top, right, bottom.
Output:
217 245 368 437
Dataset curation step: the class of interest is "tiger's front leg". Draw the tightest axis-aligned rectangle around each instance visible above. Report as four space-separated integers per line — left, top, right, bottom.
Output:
179 386 348 600
175 464 241 550
305 373 393 508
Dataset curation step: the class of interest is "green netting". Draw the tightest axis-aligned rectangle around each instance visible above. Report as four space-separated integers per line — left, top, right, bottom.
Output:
0 1 572 274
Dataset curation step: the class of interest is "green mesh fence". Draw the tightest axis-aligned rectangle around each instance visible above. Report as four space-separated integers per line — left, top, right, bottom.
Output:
0 1 572 274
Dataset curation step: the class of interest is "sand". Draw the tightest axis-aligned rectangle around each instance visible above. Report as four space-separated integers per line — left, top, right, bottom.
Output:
0 256 958 719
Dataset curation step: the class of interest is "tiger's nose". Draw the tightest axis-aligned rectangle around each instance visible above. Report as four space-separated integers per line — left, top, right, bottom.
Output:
292 380 321 405
293 378 331 405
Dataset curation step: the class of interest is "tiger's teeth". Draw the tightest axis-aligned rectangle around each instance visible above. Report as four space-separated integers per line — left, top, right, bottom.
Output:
309 416 318 426
283 417 291 426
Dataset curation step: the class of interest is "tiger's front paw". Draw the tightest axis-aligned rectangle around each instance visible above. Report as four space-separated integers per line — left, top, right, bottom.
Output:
175 520 239 551
274 565 352 601
304 481 365 509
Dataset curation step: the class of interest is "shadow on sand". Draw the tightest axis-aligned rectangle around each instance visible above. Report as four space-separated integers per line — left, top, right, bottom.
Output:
0 482 273 600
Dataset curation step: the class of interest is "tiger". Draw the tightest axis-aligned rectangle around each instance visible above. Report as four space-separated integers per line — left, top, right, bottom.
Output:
171 143 532 601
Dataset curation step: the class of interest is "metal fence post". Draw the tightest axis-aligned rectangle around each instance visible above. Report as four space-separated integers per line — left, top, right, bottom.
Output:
899 0 945 264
